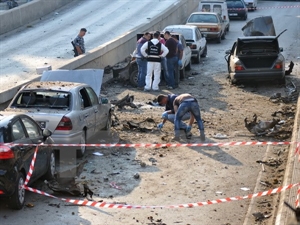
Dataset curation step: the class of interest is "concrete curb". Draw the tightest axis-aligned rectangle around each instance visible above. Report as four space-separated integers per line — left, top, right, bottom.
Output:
275 96 300 224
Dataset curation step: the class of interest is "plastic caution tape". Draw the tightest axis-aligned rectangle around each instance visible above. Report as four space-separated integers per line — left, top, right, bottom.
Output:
214 5 300 11
24 146 38 186
23 183 299 209
4 141 292 148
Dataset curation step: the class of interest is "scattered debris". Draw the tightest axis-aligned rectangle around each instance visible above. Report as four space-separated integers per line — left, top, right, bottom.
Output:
284 201 300 223
123 118 156 132
133 173 140 179
45 180 81 196
270 80 298 103
244 114 280 136
48 203 60 208
104 65 112 74
92 152 103 156
25 203 34 208
140 162 146 168
110 182 122 190
252 212 272 221
83 183 93 199
111 94 137 109
213 133 228 139
285 61 294 75
240 187 250 191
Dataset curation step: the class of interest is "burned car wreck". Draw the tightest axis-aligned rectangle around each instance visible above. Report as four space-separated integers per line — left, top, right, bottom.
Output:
225 16 287 84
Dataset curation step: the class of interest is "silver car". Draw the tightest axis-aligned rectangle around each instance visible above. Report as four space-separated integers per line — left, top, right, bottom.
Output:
6 81 112 157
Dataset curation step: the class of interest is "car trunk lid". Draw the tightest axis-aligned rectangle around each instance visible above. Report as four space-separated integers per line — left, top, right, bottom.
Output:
187 23 220 32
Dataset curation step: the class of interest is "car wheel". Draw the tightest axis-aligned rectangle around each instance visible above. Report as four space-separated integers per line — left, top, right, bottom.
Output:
129 68 138 87
216 35 221 43
243 14 247 21
221 30 226 40
43 151 56 180
194 51 201 64
77 130 86 158
185 61 191 71
278 77 286 85
201 45 207 58
227 25 230 32
9 172 25 210
104 112 112 130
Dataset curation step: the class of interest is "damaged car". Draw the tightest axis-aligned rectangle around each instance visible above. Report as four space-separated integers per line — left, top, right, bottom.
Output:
225 16 287 84
5 70 112 157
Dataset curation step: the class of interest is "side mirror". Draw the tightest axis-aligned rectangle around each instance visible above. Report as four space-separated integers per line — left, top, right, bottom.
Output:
225 50 231 54
279 47 283 52
42 128 52 137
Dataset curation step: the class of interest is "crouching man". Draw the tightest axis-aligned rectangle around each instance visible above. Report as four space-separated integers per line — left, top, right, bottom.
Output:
173 93 205 142
156 94 191 138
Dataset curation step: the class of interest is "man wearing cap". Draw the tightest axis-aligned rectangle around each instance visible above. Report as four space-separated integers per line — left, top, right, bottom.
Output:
73 28 87 56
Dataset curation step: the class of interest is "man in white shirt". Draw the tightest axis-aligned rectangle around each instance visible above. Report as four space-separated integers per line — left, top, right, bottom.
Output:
141 32 169 91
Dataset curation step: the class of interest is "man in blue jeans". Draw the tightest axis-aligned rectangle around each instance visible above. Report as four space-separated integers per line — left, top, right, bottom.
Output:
156 94 191 138
135 32 151 89
173 93 205 141
164 31 178 90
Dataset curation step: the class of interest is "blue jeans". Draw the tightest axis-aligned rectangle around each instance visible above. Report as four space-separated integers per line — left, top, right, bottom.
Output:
174 101 204 137
167 113 190 129
166 56 178 88
161 57 168 85
136 58 147 87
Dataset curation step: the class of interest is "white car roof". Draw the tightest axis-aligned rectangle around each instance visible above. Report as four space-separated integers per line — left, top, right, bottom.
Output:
164 25 198 30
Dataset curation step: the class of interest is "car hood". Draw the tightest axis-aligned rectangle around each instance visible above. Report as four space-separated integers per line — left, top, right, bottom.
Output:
41 69 104 96
5 108 68 132
242 16 276 36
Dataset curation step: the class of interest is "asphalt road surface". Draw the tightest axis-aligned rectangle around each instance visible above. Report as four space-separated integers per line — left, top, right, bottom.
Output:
0 1 299 225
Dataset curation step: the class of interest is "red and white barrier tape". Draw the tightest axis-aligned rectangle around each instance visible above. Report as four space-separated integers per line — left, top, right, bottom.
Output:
24 146 38 186
24 183 299 209
3 141 292 148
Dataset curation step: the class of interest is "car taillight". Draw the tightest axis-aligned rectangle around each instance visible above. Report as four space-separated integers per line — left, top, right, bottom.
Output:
274 63 283 69
0 190 4 194
235 65 245 71
0 146 14 159
190 44 197 49
209 27 219 32
55 116 73 130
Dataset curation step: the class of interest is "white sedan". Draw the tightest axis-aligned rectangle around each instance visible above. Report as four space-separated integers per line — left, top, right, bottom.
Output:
164 25 207 63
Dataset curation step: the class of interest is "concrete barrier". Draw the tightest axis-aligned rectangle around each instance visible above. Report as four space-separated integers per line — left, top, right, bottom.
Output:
0 0 74 35
59 0 199 71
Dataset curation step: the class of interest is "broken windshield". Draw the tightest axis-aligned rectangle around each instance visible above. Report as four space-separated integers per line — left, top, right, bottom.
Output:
12 90 70 109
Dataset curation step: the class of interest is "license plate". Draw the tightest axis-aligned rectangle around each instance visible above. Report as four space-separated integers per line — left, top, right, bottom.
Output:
229 13 238 16
200 28 207 31
38 121 46 129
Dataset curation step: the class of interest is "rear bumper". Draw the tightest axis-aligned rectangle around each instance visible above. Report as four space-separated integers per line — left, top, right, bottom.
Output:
51 130 82 146
202 31 221 40
0 172 16 196
230 70 285 81
228 11 247 18
191 50 199 57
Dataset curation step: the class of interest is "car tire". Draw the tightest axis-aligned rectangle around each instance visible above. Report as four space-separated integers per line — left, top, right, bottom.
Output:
180 68 185 80
9 172 25 210
43 151 56 180
201 45 207 58
104 112 112 130
194 51 201 64
221 30 226 40
185 62 191 71
77 130 86 158
278 77 286 85
227 25 230 32
129 68 138 87
243 14 247 21
216 35 221 43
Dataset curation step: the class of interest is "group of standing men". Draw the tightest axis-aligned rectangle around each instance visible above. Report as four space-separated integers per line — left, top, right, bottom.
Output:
135 31 184 91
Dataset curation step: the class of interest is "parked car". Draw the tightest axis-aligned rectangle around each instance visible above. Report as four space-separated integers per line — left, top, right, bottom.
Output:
6 79 112 158
0 113 55 209
186 12 226 43
244 0 257 10
128 31 192 86
226 0 248 20
163 25 207 63
225 16 286 84
198 0 230 32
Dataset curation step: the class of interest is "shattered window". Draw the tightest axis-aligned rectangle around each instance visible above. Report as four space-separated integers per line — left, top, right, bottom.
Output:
12 91 70 109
